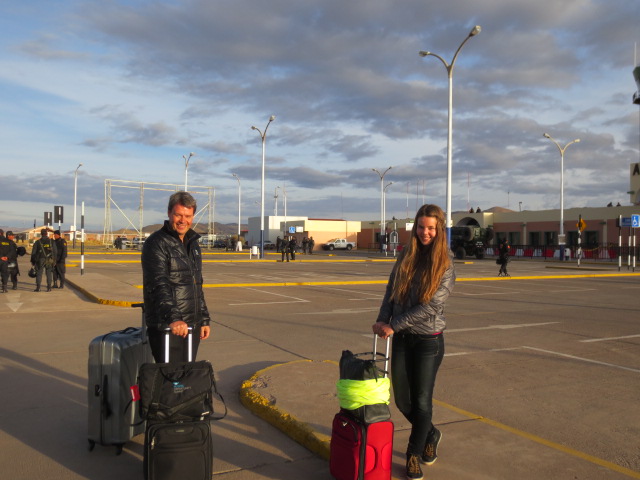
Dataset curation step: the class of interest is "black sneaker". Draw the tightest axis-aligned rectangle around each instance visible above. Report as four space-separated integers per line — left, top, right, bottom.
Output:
421 428 442 465
406 454 423 480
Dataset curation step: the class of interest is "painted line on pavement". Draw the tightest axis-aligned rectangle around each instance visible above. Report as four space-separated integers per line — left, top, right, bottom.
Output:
128 271 640 289
522 346 640 374
579 334 640 343
433 398 640 479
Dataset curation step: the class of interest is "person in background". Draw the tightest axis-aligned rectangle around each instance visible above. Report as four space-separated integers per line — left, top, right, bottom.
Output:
141 192 211 363
372 204 455 480
280 236 290 262
0 229 11 293
5 231 25 290
31 229 57 292
53 230 68 288
497 238 511 277
289 236 297 261
308 236 315 254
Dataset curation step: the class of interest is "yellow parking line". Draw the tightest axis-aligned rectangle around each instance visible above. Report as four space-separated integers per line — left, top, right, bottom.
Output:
434 399 640 478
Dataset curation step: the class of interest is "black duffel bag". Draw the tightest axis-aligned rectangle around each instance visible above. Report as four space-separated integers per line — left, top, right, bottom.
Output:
138 359 225 423
338 336 391 424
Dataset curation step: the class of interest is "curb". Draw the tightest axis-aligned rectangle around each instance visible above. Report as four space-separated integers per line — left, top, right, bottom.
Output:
239 360 331 460
65 278 137 308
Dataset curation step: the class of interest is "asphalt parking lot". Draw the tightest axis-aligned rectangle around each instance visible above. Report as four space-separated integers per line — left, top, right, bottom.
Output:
1 249 639 479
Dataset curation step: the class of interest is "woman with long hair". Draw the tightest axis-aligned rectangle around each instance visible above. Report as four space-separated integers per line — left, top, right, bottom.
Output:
373 204 456 480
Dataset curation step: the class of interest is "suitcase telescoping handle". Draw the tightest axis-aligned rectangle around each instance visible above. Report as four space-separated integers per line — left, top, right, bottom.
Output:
372 334 391 378
164 326 193 363
131 302 147 342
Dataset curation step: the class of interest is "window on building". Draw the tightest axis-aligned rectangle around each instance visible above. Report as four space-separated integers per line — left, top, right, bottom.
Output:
508 232 521 245
529 232 541 246
544 231 556 245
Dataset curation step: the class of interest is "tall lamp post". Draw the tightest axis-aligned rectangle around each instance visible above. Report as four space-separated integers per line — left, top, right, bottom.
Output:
251 115 276 258
232 173 241 241
372 167 392 252
419 25 481 245
73 163 83 248
543 133 580 260
384 181 393 251
183 152 196 191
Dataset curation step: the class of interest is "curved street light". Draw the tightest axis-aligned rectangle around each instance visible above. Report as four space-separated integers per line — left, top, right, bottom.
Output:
73 163 83 248
372 167 392 252
183 152 196 191
251 115 276 258
232 173 241 241
419 25 481 245
543 133 580 260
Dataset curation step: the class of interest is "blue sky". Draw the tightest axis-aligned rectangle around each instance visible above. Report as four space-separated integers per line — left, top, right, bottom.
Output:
1 0 639 231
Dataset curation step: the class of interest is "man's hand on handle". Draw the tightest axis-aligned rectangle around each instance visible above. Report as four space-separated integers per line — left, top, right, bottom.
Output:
169 321 210 340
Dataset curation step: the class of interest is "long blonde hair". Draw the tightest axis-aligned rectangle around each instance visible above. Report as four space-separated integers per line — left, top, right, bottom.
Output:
390 204 451 304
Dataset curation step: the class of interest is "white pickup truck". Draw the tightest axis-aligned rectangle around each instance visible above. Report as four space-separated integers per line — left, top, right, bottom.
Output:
321 238 356 251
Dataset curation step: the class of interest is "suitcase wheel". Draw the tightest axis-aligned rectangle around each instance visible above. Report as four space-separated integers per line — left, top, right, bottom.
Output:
88 439 95 452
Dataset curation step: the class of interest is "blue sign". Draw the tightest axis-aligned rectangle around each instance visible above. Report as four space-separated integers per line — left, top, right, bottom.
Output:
620 217 632 227
288 226 296 234
632 214 640 228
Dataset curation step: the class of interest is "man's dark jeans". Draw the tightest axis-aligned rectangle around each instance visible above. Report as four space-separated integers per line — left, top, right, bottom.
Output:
391 332 445 455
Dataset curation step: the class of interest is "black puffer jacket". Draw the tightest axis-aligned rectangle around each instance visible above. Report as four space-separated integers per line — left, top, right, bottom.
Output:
141 222 211 331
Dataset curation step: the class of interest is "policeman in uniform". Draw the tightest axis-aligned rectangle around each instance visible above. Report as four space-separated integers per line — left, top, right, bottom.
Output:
53 230 68 289
0 229 11 293
5 231 25 290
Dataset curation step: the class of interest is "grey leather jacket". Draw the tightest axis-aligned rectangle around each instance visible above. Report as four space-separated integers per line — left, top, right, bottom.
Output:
376 259 455 335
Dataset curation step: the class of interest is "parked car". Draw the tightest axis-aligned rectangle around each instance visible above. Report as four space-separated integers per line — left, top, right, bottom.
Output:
321 238 356 251
132 236 146 249
263 240 276 250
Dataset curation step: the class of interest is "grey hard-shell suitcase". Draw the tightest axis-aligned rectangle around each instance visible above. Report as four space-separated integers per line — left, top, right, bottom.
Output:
87 303 153 454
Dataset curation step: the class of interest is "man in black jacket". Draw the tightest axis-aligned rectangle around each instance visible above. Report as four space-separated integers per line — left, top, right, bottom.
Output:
141 192 211 363
30 229 57 292
0 229 11 293
53 230 68 288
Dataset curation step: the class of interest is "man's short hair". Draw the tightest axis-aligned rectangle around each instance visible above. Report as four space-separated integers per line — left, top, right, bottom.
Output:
168 191 197 214
54 230 61 235
6 231 13 236
40 228 48 236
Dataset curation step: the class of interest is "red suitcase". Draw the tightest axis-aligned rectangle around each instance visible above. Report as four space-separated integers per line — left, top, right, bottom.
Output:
330 411 393 480
330 335 393 480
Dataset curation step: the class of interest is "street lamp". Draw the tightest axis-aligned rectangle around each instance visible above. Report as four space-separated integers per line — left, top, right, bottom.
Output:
384 181 393 249
232 173 241 241
372 167 392 252
419 25 481 245
251 115 276 258
183 152 196 191
543 133 580 260
73 163 83 248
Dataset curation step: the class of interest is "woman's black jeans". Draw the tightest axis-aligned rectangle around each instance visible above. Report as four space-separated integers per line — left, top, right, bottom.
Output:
391 332 445 455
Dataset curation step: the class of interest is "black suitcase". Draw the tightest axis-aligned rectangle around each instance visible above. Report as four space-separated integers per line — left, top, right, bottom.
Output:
144 420 212 480
141 328 224 480
87 303 153 454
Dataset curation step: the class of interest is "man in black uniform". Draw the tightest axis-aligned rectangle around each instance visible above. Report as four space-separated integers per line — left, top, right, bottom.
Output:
31 229 57 292
0 229 11 293
53 230 68 289
141 192 211 363
5 231 25 290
